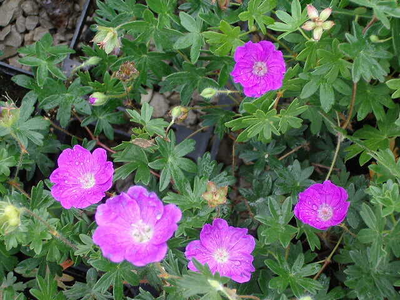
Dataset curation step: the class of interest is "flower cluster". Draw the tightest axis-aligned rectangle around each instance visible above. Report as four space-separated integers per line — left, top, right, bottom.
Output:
231 40 286 98
49 145 114 209
294 180 350 230
93 186 182 266
302 5 335 41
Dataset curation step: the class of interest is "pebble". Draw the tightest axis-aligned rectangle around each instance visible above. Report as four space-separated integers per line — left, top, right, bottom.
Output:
25 15 38 30
24 30 34 45
33 27 49 41
149 92 169 118
5 26 22 48
0 0 23 26
0 46 18 59
15 16 26 33
21 0 39 16
140 89 153 104
0 25 11 40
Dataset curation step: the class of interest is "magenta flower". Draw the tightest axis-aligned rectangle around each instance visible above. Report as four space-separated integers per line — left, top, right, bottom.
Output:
93 186 182 266
185 218 256 283
294 180 350 230
230 41 286 98
49 145 114 209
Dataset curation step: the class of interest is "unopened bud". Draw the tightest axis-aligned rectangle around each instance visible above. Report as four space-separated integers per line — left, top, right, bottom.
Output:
319 7 332 21
354 7 367 15
306 4 319 19
85 56 102 66
0 202 21 233
170 106 189 122
370 35 380 43
88 92 108 106
202 182 228 208
200 87 218 99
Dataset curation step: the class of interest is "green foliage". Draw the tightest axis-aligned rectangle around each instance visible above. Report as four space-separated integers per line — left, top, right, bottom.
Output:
239 0 276 34
148 131 197 191
265 253 322 297
226 99 308 142
268 0 307 39
18 34 74 87
202 20 245 56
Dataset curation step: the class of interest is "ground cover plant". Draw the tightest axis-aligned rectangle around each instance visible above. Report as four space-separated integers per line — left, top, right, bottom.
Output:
1 0 400 299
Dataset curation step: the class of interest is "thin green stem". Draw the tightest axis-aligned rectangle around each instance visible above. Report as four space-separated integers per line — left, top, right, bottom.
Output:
176 49 191 63
23 208 79 251
325 133 342 180
265 32 296 55
342 82 358 130
298 27 312 41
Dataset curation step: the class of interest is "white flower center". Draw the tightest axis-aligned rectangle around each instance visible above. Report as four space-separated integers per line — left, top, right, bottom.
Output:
317 204 333 221
131 220 153 243
213 248 229 263
252 61 268 76
80 173 96 189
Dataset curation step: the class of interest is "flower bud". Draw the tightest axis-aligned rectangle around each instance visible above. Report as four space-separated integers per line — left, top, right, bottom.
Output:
306 4 319 19
0 202 21 234
88 92 108 106
92 26 120 54
200 87 218 99
370 35 380 43
319 7 332 21
322 20 335 30
302 21 316 31
313 27 324 40
202 182 228 208
85 56 102 66
170 106 189 122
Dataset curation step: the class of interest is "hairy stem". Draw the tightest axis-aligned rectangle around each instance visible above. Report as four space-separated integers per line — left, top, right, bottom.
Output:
342 82 358 130
23 208 79 251
313 233 344 280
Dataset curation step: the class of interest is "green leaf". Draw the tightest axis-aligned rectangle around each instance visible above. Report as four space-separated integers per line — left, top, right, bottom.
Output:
239 0 276 34
268 0 308 39
265 254 322 297
386 78 400 99
278 99 308 133
339 22 392 82
202 20 245 56
149 131 197 191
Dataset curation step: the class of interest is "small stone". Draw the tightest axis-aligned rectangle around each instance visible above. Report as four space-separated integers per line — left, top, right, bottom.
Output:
0 25 11 41
24 30 34 45
183 110 197 126
21 0 39 16
39 8 49 20
74 3 80 12
0 46 18 60
33 27 48 41
16 16 26 33
0 0 23 27
8 56 23 69
25 15 38 30
140 89 153 104
53 32 66 43
5 26 23 48
149 92 169 118
39 17 54 29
